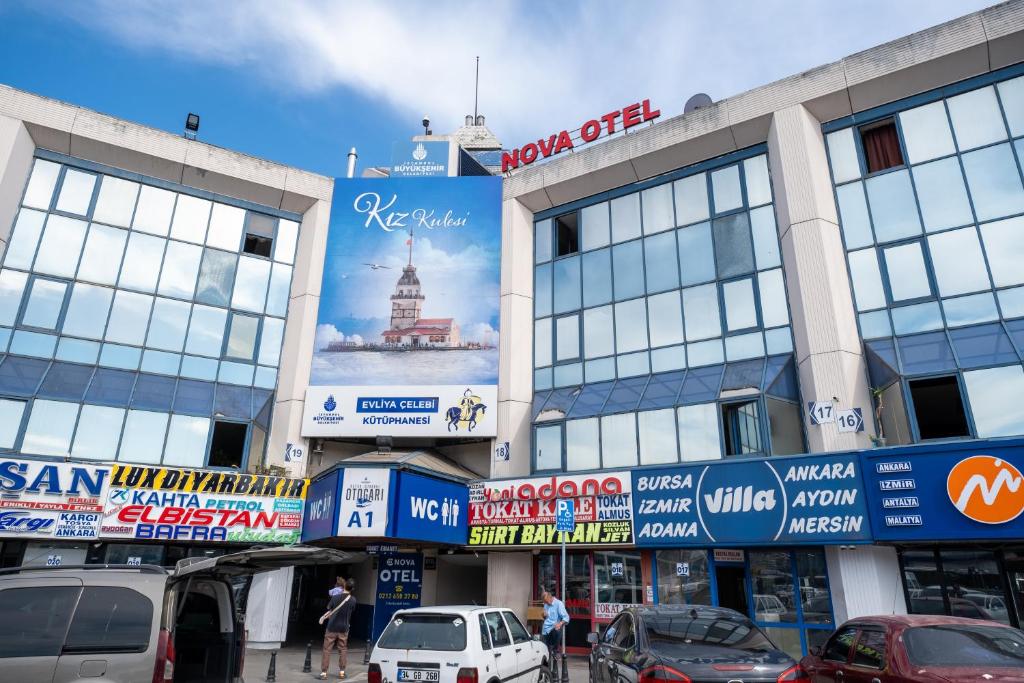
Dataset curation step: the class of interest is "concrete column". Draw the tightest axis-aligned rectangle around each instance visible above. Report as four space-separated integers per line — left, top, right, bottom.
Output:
825 546 906 622
767 104 875 452
487 551 532 623
495 197 535 478
0 115 35 252
246 566 295 649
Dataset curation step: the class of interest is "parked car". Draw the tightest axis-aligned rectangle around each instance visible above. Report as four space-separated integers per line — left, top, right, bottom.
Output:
587 605 809 683
963 592 1010 623
369 606 549 683
0 545 347 683
800 614 1024 682
909 596 992 620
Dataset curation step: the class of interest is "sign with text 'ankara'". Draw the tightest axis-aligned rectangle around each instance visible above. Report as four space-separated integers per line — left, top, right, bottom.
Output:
0 459 110 540
393 471 468 545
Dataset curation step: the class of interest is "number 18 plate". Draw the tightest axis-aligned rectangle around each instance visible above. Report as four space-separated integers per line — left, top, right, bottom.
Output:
399 670 439 682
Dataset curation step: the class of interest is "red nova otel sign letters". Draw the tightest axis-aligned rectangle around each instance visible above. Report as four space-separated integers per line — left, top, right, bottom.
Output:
502 99 660 173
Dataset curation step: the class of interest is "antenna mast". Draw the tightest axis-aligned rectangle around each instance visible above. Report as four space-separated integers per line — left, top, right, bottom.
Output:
474 56 480 120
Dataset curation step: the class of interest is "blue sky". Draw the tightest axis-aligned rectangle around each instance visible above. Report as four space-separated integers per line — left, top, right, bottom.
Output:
0 1 996 177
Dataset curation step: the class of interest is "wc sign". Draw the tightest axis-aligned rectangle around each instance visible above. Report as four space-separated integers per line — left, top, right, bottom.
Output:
394 472 469 545
301 469 340 542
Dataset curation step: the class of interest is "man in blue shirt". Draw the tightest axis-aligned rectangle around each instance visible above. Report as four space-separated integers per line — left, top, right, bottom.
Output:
541 590 570 656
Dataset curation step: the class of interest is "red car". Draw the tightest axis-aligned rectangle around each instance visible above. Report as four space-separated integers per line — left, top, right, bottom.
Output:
800 614 1024 682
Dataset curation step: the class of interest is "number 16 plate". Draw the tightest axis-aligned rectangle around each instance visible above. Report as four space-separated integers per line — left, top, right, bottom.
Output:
399 670 439 682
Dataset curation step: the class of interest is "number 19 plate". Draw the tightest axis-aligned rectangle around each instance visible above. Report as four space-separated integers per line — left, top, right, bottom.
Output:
399 670 439 682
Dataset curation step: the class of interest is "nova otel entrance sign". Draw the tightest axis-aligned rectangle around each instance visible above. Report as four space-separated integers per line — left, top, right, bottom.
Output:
502 99 661 173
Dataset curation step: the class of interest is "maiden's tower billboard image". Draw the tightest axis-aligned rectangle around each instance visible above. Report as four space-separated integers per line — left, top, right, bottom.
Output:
302 176 501 437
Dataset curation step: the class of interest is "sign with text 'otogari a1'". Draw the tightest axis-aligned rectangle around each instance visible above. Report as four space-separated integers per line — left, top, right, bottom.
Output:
393 471 468 545
304 176 501 438
0 459 110 540
631 453 870 547
337 467 392 537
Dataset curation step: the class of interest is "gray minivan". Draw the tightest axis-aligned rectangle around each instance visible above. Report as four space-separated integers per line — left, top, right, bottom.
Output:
0 545 347 683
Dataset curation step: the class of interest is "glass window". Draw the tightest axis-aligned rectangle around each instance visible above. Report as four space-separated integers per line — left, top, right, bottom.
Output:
892 301 944 335
206 203 245 251
644 231 679 293
566 418 600 470
617 351 649 377
118 232 165 293
0 397 24 448
132 373 176 411
962 143 1024 222
22 399 78 456
273 219 299 264
37 363 92 401
647 291 684 348
642 184 674 234
556 315 580 362
183 304 227 357
34 215 87 278
100 343 140 370
688 336 724 368
55 169 96 215
908 375 970 439
944 292 1000 327
583 305 614 359
795 552 833 624
22 159 61 210
938 550 1012 626
677 222 716 286
141 350 180 376
912 157 974 232
723 278 758 332
744 155 772 207
535 219 552 264
836 182 874 249
225 313 259 360
998 286 1024 318
749 206 781 268
554 213 578 257
682 284 721 341
22 278 66 330
981 216 1024 288
581 202 610 250
0 586 81 657
0 356 48 396
947 86 1007 151
158 240 202 299
674 173 710 226
823 626 857 663
195 249 237 308
601 412 638 467
651 345 686 372
614 299 648 353
998 75 1024 137
711 164 742 213
81 368 133 408
92 176 139 228
750 551 797 622
883 242 931 302
926 228 989 297
898 101 956 164
865 169 922 243
534 317 552 367
180 355 218 381
638 408 678 464
258 317 284 367
105 291 153 346
582 249 612 307
118 410 168 464
552 256 581 314
146 298 190 352
71 405 125 461
132 185 175 236
0 270 27 326
5 208 46 270
758 269 789 328
656 549 711 605
231 256 270 313
765 327 794 355
552 362 582 387
964 365 1024 438
612 241 644 301
78 224 127 285
162 414 211 467
826 128 861 184
722 400 762 455
265 263 291 317
585 357 616 382
63 586 153 653
611 193 641 243
713 213 754 278
534 424 562 470
170 194 211 244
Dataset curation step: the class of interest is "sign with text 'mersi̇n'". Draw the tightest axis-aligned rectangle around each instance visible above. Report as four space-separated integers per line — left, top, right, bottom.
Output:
100 464 307 543
860 439 1024 542
393 471 468 545
303 176 502 438
631 453 870 547
0 459 110 540
467 472 633 547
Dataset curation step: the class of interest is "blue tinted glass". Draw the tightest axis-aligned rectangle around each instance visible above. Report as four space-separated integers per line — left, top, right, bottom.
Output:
0 356 49 396
585 357 615 382
253 366 277 390
725 332 765 361
764 355 799 400
531 391 551 420
98 344 140 370
140 350 181 376
56 338 100 364
897 332 956 375
639 371 685 410
677 223 716 286
218 361 254 386
1005 320 1024 357
644 231 679 293
616 351 650 377
582 249 612 307
10 331 56 358
764 328 794 355
859 311 893 339
912 157 973 232
713 213 754 278
173 379 215 415
252 388 273 423
542 387 580 417
180 355 218 381
553 256 581 314
37 362 94 401
214 384 251 419
722 359 765 391
961 143 1024 222
949 323 1019 369
534 368 552 391
891 302 943 335
612 241 645 301
835 182 873 248
865 169 922 243
943 293 999 328
553 363 582 387
865 339 899 388
567 382 614 418
535 263 552 318
651 345 686 372
84 368 136 407
679 365 724 404
604 376 649 412
132 374 176 411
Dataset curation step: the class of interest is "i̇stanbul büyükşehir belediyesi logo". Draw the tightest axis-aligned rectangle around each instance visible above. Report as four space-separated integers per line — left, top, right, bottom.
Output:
947 455 1024 524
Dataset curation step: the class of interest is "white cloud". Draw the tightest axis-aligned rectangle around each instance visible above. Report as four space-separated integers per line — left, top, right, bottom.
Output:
314 323 343 351
463 322 497 346
54 0 992 147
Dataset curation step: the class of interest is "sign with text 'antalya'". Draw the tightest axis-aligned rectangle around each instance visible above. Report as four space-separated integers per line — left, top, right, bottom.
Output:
502 99 660 173
631 453 870 547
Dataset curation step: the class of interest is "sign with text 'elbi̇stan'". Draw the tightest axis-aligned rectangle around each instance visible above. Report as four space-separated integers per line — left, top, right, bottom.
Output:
0 459 110 540
372 552 423 641
391 140 450 177
393 471 468 545
860 439 1024 542
303 176 501 438
631 453 870 547
301 468 341 542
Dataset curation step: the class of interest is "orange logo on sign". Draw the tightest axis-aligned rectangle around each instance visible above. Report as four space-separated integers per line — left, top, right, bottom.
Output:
946 456 1024 525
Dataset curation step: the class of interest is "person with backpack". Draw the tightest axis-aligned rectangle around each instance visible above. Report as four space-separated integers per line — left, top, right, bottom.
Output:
319 578 357 680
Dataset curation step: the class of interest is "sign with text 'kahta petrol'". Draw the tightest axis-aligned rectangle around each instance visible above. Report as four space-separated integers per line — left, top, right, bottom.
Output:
0 459 110 540
100 465 306 543
467 473 633 547
337 468 392 537
631 453 870 547
372 552 423 641
394 471 468 545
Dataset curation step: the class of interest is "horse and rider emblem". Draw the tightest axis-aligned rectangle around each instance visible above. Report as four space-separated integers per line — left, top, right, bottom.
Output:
445 388 487 432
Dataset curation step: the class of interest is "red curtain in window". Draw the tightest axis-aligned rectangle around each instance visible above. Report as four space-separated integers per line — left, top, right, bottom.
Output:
862 124 904 173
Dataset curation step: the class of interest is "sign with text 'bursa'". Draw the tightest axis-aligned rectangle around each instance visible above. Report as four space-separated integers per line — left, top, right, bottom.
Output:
631 453 870 547
393 471 468 545
301 468 340 542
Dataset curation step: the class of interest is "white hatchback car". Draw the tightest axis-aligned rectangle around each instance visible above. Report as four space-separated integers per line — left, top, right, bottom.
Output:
370 606 551 683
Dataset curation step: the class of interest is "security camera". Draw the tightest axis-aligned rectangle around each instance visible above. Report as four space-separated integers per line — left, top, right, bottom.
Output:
422 115 430 129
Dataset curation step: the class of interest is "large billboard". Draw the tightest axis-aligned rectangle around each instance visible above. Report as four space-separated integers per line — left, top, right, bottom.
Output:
303 177 501 437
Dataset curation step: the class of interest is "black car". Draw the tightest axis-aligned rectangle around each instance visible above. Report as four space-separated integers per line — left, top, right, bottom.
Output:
587 605 809 683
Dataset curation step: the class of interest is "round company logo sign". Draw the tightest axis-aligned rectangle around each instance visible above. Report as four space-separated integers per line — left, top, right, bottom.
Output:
947 455 1024 525
697 461 786 542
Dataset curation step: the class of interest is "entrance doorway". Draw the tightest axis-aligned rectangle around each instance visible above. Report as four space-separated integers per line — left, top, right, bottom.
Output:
715 565 749 617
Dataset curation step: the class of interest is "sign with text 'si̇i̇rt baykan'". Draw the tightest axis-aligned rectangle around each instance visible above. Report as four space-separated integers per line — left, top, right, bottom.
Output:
304 177 501 438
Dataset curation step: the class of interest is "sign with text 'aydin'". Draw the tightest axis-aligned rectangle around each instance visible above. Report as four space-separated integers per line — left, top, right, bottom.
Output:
338 467 391 536
0 459 110 540
502 99 660 173
467 472 633 546
100 465 307 543
631 453 870 547
304 176 501 438
394 471 468 545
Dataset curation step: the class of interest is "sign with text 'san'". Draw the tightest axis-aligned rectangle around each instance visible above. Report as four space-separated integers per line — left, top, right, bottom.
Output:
0 459 110 540
337 468 391 537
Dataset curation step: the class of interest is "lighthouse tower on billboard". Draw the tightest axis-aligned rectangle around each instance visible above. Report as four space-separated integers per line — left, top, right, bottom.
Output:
382 226 460 348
